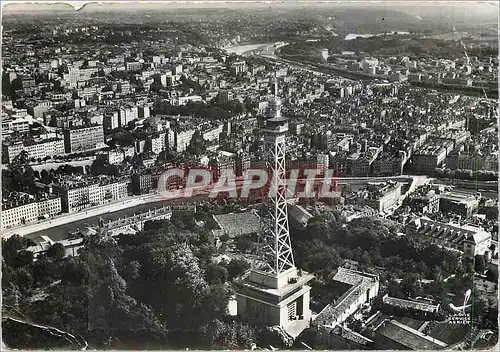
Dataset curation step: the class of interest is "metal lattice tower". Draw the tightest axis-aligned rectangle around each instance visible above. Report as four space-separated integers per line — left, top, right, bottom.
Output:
256 78 295 276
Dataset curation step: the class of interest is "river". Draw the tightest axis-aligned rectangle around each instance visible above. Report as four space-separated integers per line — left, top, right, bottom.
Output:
224 43 271 55
345 31 411 40
25 195 207 243
224 42 291 56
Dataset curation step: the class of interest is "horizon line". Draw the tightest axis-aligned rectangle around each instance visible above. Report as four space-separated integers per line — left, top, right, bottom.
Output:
3 0 498 14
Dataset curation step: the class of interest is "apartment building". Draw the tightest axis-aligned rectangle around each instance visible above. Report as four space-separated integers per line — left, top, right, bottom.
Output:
176 95 202 106
56 181 100 213
317 153 330 173
210 150 237 181
406 217 492 258
437 129 470 148
173 128 196 152
63 125 104 153
445 153 499 172
407 189 440 215
1 117 30 135
148 133 167 154
2 202 38 229
236 152 251 177
37 196 62 218
119 106 138 127
103 112 120 131
56 178 129 213
118 81 131 94
202 124 224 142
1 195 62 230
99 180 129 204
3 138 65 163
131 173 153 195
439 191 479 218
26 100 53 119
365 182 403 214
411 142 452 170
126 61 143 71
230 61 246 76
372 153 405 176
97 150 125 165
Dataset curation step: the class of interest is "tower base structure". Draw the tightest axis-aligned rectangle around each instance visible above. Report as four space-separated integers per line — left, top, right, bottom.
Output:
235 266 314 338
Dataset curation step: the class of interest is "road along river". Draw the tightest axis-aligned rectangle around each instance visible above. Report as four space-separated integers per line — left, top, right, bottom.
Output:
21 195 208 243
3 175 425 242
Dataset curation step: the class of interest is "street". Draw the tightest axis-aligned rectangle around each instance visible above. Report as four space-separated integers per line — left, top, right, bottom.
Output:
2 175 428 239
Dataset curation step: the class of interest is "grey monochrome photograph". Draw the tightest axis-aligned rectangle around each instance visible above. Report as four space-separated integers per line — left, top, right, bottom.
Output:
0 0 498 350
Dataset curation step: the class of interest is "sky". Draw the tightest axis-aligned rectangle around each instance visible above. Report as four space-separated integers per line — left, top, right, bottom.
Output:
1 0 498 21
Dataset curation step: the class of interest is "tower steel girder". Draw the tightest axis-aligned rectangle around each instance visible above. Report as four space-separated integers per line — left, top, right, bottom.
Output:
256 88 295 277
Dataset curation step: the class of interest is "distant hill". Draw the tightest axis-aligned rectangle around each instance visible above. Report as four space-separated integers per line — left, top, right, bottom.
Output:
2 1 497 37
320 8 421 34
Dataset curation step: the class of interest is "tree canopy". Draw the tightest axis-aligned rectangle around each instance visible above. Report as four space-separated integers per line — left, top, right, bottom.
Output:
2 215 258 349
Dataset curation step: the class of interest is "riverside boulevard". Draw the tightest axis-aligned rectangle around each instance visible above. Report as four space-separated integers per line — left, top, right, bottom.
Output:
1 175 429 239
